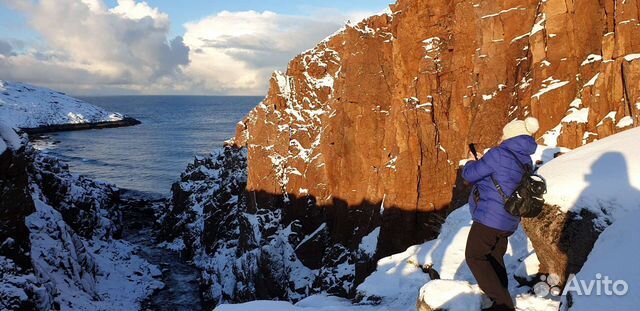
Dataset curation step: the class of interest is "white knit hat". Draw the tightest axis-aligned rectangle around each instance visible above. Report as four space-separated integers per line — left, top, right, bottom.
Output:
502 117 540 141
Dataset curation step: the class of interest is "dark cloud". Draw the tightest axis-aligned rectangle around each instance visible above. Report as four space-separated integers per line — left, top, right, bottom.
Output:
0 40 14 56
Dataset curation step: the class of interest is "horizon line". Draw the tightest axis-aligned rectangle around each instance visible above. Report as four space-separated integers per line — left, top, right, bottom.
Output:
73 94 266 98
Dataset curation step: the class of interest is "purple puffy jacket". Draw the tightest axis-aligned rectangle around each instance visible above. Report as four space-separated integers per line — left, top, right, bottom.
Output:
462 135 537 232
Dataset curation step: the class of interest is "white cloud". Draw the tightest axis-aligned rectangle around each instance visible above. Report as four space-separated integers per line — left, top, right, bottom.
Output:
0 1 374 95
0 0 189 94
108 0 169 27
181 10 367 95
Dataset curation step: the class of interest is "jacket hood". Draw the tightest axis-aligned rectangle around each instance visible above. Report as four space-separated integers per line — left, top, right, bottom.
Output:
500 135 537 156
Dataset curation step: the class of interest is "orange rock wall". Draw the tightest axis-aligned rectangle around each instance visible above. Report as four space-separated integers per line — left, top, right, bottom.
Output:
232 0 640 240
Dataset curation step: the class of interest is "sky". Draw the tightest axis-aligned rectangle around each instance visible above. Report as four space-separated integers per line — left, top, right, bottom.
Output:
0 0 392 96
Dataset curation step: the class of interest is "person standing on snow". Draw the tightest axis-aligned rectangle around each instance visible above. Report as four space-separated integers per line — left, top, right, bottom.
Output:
463 117 540 311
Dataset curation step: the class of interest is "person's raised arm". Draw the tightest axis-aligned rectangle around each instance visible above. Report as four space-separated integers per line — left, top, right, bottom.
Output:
462 149 497 184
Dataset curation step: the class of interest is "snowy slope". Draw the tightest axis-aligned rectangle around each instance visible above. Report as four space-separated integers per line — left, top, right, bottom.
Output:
534 127 640 310
565 208 640 310
27 192 163 311
0 80 123 129
214 206 559 311
357 206 557 311
215 294 380 311
539 127 640 223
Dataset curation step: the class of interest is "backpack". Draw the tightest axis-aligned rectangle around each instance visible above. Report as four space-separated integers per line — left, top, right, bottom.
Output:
490 148 547 218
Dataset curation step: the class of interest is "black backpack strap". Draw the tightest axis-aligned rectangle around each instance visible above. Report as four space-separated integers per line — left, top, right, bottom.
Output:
490 175 509 203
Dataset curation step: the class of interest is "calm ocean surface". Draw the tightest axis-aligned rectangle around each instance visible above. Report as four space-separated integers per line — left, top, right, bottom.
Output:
35 96 260 196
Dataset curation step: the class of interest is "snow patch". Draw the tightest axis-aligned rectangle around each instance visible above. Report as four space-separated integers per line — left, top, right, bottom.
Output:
514 251 541 281
158 238 186 252
567 208 640 310
531 77 570 100
422 37 441 53
562 107 589 123
616 116 633 128
531 13 547 35
623 54 640 62
532 144 572 164
581 54 603 66
358 227 380 257
480 7 527 19
419 280 483 311
584 73 600 87
597 111 617 127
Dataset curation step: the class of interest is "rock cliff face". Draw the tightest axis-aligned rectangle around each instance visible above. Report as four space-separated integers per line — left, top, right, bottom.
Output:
165 0 640 306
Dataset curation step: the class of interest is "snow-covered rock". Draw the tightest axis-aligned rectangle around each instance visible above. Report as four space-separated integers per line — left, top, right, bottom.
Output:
0 80 129 129
523 127 640 290
540 127 640 219
531 127 640 310
27 191 163 311
161 145 389 307
213 206 559 311
0 127 50 310
161 147 318 305
0 121 23 151
0 129 162 310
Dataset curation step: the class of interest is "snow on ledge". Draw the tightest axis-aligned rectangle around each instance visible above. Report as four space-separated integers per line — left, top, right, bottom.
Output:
616 116 634 128
581 54 603 66
623 54 640 62
562 107 589 123
531 77 569 100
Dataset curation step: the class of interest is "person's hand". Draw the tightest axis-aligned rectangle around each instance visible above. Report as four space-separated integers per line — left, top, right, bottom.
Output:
468 151 482 161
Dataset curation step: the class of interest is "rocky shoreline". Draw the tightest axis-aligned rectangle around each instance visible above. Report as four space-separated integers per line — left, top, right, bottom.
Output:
0 130 164 310
21 117 141 135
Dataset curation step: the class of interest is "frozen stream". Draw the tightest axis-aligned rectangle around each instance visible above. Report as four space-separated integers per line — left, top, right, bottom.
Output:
121 195 204 311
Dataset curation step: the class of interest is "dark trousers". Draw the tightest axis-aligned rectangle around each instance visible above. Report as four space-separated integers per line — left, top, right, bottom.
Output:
465 221 515 310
